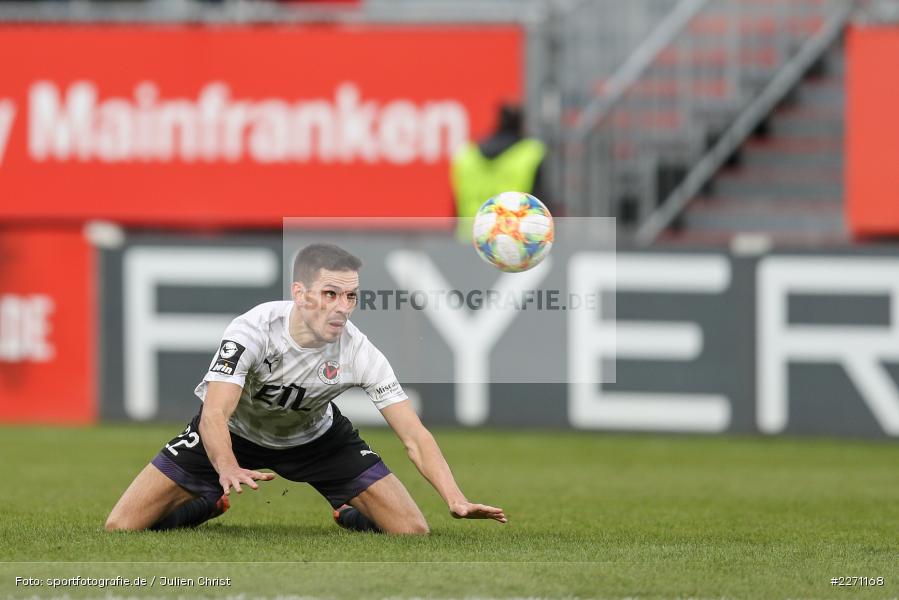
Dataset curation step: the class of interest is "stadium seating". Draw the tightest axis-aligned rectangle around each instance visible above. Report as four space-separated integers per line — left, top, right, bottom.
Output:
562 0 848 243
677 43 846 243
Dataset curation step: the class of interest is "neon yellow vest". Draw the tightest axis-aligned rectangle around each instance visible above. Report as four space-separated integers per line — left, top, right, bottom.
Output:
451 138 546 240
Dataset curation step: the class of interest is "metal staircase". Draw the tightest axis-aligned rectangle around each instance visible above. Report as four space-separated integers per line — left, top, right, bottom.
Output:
561 0 853 246
665 38 847 244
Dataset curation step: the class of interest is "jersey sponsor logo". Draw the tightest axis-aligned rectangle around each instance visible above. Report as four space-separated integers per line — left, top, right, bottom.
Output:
210 339 246 376
360 449 378 457
374 380 400 399
317 360 340 385
210 362 235 375
253 383 308 411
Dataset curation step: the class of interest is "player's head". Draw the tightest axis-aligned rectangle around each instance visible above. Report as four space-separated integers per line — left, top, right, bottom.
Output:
291 243 362 345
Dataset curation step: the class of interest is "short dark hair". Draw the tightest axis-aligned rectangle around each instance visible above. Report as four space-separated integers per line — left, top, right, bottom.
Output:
293 243 362 285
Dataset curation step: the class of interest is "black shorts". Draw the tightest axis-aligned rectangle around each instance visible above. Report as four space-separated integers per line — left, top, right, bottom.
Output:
151 403 390 509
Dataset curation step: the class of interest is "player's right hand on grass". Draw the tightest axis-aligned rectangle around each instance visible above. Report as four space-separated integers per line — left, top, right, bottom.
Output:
218 465 275 495
449 501 508 523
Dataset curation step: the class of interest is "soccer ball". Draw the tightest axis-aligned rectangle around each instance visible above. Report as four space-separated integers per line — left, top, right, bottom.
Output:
472 191 554 272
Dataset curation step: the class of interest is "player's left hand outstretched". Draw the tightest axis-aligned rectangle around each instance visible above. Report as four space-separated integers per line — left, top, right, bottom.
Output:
449 501 507 523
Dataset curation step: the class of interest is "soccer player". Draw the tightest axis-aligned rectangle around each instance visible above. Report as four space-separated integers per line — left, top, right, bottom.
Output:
105 243 506 534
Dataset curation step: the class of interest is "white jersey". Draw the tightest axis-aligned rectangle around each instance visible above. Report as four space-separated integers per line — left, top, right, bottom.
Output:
196 301 407 449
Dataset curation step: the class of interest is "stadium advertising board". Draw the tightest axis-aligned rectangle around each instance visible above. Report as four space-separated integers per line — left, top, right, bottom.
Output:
0 25 521 226
846 25 899 237
100 231 899 438
0 228 95 423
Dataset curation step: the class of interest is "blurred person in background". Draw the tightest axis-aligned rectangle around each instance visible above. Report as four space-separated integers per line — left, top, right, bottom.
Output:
451 102 550 239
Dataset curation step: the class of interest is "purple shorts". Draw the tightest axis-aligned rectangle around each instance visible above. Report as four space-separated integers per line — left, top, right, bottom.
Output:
152 404 391 508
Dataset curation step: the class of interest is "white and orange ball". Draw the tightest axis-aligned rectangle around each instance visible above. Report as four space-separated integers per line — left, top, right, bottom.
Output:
472 191 554 272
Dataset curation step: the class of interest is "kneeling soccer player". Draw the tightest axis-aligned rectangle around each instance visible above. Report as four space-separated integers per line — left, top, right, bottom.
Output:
105 243 506 534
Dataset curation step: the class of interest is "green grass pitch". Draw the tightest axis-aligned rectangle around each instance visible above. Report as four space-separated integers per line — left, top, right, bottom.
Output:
1 424 897 599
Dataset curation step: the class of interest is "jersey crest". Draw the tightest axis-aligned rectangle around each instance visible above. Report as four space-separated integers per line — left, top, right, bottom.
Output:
317 360 340 385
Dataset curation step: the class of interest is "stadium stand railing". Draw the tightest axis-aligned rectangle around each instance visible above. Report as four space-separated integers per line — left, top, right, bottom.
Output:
561 0 853 244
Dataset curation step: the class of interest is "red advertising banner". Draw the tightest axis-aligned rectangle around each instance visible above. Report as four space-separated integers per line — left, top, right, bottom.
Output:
0 228 95 424
0 26 522 226
846 25 899 237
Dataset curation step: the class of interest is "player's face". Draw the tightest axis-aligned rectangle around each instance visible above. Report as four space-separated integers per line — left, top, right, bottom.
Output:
293 269 359 345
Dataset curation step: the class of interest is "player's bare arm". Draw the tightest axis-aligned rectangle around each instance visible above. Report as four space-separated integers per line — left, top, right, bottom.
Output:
380 400 507 523
200 381 276 495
